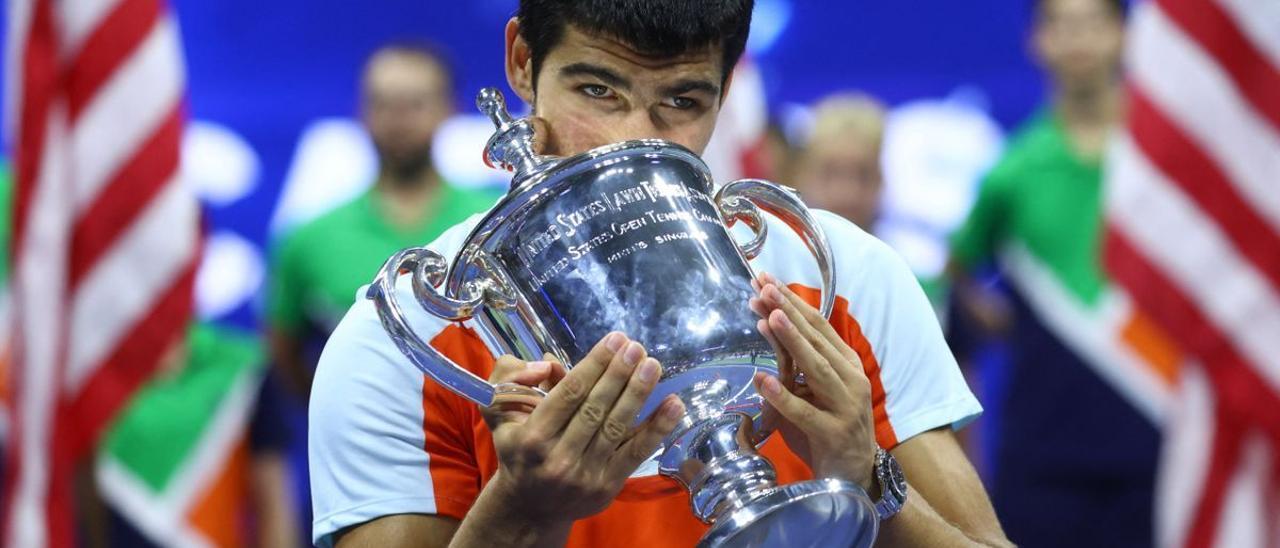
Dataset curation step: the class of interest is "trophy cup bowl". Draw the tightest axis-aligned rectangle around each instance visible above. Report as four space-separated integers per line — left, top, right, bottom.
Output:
366 88 878 547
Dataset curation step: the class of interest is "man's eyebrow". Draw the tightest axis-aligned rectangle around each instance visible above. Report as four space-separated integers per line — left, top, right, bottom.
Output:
661 79 720 97
558 62 631 91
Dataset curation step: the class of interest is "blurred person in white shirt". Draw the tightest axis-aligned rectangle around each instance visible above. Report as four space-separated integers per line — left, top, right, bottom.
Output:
790 93 887 232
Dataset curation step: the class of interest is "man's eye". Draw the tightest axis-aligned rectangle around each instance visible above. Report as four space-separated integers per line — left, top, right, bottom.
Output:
580 84 613 99
664 96 698 110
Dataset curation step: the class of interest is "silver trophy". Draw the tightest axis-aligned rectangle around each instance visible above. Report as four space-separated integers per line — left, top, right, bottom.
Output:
367 88 877 547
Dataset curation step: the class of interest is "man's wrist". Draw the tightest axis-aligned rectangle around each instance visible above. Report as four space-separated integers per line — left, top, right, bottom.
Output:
485 472 575 528
462 473 574 547
871 448 907 521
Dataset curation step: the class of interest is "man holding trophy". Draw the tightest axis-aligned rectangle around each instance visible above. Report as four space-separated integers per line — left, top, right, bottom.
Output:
309 1 1010 546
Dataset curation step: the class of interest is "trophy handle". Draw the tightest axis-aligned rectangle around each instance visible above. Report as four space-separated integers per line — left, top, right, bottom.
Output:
716 193 769 260
366 246 547 407
715 179 837 320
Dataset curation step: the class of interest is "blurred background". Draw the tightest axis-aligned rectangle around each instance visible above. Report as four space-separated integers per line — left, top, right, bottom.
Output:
147 0 1031 331
3 0 1277 546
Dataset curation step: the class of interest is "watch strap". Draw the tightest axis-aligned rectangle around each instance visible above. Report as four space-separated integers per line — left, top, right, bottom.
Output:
873 448 906 520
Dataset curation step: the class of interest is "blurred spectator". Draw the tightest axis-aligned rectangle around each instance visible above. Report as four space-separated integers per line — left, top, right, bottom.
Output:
262 42 499 543
266 43 499 399
945 0 1151 546
789 93 887 232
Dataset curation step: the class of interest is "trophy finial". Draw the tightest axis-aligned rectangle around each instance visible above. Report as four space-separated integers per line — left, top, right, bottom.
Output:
477 87 547 182
477 87 515 130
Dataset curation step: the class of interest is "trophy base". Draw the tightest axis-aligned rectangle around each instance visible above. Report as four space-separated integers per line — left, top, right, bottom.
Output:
697 479 877 548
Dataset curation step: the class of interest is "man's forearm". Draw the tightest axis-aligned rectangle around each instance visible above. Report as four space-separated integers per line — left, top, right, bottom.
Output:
877 487 1013 548
449 475 573 548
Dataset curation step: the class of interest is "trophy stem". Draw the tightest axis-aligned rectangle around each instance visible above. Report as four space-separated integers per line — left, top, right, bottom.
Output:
657 385 878 547
680 414 779 523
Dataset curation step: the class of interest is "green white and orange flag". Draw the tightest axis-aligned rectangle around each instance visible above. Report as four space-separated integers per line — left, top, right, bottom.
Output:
950 109 1181 427
96 324 264 547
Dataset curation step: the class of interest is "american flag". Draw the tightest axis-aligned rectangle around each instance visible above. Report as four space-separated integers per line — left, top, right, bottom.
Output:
1103 0 1280 546
2 0 198 545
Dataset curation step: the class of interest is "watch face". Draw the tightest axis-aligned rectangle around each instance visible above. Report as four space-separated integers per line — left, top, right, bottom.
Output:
886 455 908 502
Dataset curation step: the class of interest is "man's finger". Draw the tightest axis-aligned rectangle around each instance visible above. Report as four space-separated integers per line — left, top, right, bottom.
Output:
753 278 801 389
763 283 832 351
775 280 864 367
749 295 774 320
762 272 862 369
538 353 568 392
557 340 649 456
529 332 627 430
489 355 553 387
753 372 825 433
767 308 844 404
482 356 551 429
609 395 685 478
762 272 839 335
585 357 663 460
765 283 859 387
761 320 813 399
757 318 798 389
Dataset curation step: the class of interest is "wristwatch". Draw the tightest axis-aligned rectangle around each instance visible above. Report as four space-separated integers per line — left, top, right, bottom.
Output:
873 448 908 520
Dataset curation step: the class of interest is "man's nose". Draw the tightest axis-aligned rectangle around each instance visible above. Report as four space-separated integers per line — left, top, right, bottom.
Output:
601 110 666 144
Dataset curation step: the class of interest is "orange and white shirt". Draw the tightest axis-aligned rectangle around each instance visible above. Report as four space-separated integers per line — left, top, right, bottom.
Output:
308 209 981 547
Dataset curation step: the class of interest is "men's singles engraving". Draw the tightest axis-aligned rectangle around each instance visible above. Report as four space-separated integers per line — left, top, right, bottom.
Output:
517 178 723 287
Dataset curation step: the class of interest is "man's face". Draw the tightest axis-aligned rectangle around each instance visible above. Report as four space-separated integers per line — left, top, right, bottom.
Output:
507 22 725 157
362 52 453 176
793 137 882 230
1033 0 1125 91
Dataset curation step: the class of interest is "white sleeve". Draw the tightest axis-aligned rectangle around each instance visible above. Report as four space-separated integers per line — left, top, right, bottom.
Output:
819 211 983 445
309 217 487 546
307 280 443 547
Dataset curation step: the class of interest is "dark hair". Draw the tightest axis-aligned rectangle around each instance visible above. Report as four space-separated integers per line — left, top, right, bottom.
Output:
363 40 456 93
1034 0 1127 19
516 0 754 89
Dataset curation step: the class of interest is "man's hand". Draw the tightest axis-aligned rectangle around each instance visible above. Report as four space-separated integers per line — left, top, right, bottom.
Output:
946 258 1013 336
748 273 879 492
749 273 1012 547
478 333 686 528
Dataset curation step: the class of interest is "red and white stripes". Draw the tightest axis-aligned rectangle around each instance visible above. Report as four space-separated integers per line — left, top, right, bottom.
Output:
1104 0 1280 546
2 0 196 546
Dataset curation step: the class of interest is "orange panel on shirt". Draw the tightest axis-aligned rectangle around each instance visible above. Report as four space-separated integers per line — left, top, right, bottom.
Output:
788 284 899 448
422 324 495 520
422 288 883 545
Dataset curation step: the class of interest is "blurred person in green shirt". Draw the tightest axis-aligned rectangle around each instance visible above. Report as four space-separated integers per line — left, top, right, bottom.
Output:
267 44 499 399
944 1 1158 546
948 0 1124 335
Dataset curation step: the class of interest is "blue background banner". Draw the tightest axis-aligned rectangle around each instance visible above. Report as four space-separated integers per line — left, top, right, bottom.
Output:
8 1 1049 330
